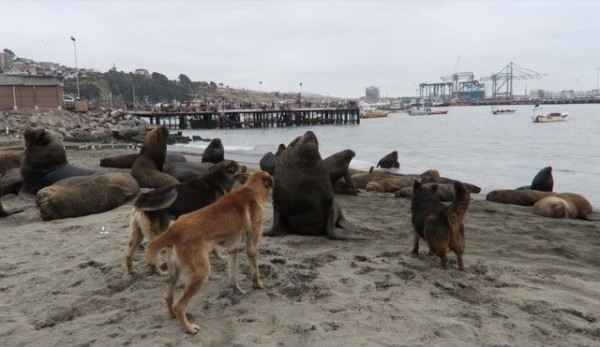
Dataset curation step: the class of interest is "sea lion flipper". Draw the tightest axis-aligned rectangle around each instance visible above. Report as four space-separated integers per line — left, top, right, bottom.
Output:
263 207 289 237
325 203 368 240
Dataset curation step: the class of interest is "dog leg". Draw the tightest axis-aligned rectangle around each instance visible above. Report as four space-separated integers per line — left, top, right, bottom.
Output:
125 213 144 274
439 251 448 269
228 249 246 294
174 253 210 335
411 229 420 255
165 248 180 318
246 234 264 290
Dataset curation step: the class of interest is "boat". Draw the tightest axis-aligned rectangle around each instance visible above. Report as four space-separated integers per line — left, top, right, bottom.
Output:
407 107 448 116
491 107 516 115
532 105 568 123
361 109 389 118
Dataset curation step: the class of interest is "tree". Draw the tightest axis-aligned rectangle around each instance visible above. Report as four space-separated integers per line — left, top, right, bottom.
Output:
179 74 193 86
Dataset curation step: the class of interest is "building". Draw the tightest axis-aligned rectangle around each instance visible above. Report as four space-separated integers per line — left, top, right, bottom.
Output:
0 75 64 110
0 51 15 71
365 86 380 101
134 68 150 77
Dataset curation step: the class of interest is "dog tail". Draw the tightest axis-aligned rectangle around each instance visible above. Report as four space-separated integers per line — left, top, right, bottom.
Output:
134 185 178 211
446 181 470 232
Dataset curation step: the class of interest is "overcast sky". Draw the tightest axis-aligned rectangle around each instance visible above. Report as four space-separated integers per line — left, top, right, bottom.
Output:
2 0 599 98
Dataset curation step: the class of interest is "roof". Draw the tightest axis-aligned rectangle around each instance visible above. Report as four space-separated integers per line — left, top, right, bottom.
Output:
0 75 63 86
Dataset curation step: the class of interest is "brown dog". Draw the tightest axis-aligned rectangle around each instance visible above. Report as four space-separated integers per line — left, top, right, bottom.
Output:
145 170 273 334
411 180 470 270
126 160 245 275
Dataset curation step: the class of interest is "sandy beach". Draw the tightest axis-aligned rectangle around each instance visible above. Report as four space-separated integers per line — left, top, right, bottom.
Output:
1 146 599 346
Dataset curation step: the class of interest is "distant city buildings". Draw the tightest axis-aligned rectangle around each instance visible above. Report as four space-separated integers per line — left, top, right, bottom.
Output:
0 51 15 71
365 86 380 101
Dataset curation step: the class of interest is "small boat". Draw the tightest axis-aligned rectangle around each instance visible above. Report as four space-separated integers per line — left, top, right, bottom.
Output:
408 107 448 116
361 110 389 118
532 105 568 123
492 107 516 115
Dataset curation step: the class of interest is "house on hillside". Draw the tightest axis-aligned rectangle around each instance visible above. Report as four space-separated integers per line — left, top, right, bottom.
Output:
0 75 64 110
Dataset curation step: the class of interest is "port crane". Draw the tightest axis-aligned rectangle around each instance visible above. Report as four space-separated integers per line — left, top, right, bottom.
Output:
480 62 548 99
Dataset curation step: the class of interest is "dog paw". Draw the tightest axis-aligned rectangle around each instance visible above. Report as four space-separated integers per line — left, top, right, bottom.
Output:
253 280 265 290
232 285 246 295
184 323 200 335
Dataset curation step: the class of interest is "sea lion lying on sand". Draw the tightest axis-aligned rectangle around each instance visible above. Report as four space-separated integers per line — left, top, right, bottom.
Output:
0 149 22 175
100 152 187 169
36 172 139 221
377 151 400 169
486 189 556 206
395 182 456 201
532 193 593 220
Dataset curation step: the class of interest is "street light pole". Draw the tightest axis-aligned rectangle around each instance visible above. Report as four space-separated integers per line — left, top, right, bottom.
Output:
299 82 303 107
596 67 599 95
259 81 262 92
70 35 80 99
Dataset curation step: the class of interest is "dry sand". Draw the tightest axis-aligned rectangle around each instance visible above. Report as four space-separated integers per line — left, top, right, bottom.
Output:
1 147 599 346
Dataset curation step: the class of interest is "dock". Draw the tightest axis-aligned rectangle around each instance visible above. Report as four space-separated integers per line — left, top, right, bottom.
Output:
128 108 361 130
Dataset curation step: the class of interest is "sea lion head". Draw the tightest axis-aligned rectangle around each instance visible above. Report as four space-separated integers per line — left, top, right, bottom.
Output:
24 128 59 148
275 143 287 156
296 131 320 160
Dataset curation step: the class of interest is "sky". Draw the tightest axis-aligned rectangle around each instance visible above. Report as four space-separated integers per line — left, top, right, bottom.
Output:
2 0 599 98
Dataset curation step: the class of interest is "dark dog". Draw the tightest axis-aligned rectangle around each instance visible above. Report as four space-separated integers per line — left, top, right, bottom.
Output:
125 160 245 275
410 180 470 270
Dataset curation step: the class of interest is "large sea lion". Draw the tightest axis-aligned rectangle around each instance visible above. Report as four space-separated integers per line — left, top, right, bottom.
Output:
0 149 22 175
201 138 224 164
532 193 593 220
20 128 97 194
323 149 359 195
517 166 553 191
130 125 179 188
36 172 139 221
259 143 286 175
264 131 364 240
100 152 187 169
486 189 556 206
376 151 400 169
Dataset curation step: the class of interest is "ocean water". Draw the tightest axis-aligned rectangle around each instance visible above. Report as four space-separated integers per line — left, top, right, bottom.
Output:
169 104 600 206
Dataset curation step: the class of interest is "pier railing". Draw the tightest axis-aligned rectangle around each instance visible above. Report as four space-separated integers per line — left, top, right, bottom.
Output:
129 108 361 130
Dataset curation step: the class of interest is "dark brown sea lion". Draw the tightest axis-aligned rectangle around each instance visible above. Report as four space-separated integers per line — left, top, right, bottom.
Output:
20 128 97 194
130 125 179 188
421 176 481 194
517 166 553 192
532 193 593 220
395 182 456 202
36 172 139 221
100 152 187 169
0 149 22 175
323 149 359 195
201 138 224 164
264 131 365 240
486 189 556 206
259 143 286 175
376 151 400 169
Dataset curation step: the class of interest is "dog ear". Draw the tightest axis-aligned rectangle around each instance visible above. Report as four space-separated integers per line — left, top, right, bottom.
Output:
263 175 274 188
234 173 248 184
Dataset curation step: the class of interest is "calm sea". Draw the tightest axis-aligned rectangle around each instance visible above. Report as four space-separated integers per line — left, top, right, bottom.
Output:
169 104 600 206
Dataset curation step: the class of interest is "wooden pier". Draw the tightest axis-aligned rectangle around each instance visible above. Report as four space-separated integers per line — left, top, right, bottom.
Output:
128 108 360 130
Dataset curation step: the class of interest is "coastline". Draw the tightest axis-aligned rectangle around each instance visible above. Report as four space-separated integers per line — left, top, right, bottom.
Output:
1 146 599 345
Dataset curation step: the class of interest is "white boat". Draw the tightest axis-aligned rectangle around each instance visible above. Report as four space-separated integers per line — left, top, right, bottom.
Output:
408 107 448 116
492 107 516 115
359 100 388 118
532 106 568 123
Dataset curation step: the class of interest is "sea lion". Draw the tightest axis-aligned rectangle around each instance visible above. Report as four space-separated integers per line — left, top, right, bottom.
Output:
20 128 97 194
421 176 481 194
100 152 187 169
259 143 286 175
0 149 22 175
486 189 556 206
130 125 179 188
376 151 400 169
201 138 224 164
0 168 22 196
164 161 214 182
0 171 24 217
532 193 593 220
517 166 553 192
365 176 416 193
264 131 365 240
36 172 139 221
394 182 456 201
323 149 359 195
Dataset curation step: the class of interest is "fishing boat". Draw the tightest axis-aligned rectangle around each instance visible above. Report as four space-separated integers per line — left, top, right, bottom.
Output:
361 109 389 118
491 107 516 115
408 107 448 116
532 105 568 123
